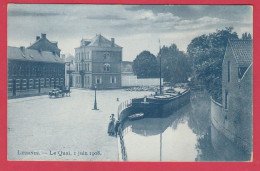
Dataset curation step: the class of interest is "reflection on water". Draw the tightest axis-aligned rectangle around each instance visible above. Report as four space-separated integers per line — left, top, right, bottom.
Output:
120 90 250 161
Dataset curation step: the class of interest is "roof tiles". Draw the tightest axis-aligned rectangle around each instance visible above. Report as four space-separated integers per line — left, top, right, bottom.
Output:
8 46 64 63
229 39 253 67
86 34 121 48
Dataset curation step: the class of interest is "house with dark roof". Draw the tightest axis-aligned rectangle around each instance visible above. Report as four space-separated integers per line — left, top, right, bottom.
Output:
211 39 253 154
28 33 61 57
8 34 65 98
73 34 122 89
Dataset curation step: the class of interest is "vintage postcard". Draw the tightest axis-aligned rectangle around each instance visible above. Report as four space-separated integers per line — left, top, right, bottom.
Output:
7 4 253 161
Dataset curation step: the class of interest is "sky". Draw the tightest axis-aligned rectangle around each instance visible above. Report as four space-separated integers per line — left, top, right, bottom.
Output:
7 4 253 61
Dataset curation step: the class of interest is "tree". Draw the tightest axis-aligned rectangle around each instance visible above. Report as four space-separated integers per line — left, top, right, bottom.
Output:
242 32 252 40
133 51 159 78
187 27 239 102
158 44 191 83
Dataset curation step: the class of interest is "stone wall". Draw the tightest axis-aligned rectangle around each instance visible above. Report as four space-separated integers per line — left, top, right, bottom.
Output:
211 96 252 153
122 75 163 87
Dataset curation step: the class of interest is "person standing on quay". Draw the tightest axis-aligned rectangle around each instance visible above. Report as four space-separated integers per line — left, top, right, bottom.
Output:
108 114 115 136
114 120 120 137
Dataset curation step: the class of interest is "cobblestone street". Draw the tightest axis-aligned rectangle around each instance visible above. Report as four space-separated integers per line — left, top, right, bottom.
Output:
8 88 152 161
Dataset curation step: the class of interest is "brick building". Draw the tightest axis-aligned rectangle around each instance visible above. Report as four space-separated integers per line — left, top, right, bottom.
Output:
211 39 253 153
28 33 61 56
8 34 65 98
63 54 76 87
73 34 122 89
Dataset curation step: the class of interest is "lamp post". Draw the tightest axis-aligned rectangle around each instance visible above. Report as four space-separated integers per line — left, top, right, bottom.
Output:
93 84 98 110
79 59 85 88
65 62 71 89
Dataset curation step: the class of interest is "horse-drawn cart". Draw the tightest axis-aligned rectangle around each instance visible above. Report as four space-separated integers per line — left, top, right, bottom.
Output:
49 85 70 98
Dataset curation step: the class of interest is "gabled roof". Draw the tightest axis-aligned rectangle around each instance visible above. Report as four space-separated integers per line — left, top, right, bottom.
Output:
84 34 122 48
228 39 253 67
27 34 61 52
8 46 64 63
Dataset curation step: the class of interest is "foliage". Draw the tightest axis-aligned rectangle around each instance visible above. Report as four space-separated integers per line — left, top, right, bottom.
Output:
242 32 252 40
187 27 239 102
133 51 159 78
158 44 191 83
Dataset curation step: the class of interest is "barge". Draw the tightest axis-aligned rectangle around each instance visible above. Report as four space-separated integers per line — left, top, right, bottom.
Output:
117 41 190 120
130 88 190 117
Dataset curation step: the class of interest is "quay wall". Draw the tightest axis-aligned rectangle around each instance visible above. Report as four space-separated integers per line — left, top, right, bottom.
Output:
211 97 252 154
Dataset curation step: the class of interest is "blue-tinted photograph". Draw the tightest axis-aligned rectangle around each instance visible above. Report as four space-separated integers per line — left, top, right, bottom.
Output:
7 4 253 161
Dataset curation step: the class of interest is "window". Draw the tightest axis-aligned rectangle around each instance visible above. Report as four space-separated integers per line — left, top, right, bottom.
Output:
35 79 39 89
8 79 13 91
76 76 81 84
60 78 64 85
29 79 34 89
86 63 90 71
46 78 50 87
110 76 117 83
104 63 110 72
16 79 21 90
56 78 59 86
19 66 22 76
225 90 228 109
51 78 55 87
22 79 27 90
228 61 230 83
32 67 36 76
103 52 110 60
40 78 45 88
95 76 102 84
76 64 79 72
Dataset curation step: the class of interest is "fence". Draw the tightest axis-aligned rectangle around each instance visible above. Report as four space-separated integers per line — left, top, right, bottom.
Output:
117 99 133 119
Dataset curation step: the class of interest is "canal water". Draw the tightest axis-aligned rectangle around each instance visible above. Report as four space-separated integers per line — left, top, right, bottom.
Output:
120 90 251 161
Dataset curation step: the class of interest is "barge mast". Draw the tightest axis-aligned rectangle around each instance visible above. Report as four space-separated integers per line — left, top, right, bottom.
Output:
159 39 162 94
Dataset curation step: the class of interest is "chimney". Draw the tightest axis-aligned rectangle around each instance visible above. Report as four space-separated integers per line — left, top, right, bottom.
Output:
36 36 40 41
52 42 58 47
41 33 46 39
111 38 115 47
61 54 65 60
20 46 25 54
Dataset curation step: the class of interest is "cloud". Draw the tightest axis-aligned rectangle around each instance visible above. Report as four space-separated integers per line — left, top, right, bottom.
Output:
86 15 126 20
8 10 60 17
7 4 253 61
126 5 252 21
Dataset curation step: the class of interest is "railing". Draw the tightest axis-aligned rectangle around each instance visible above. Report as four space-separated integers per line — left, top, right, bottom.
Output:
118 126 127 161
117 99 133 119
211 96 222 107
